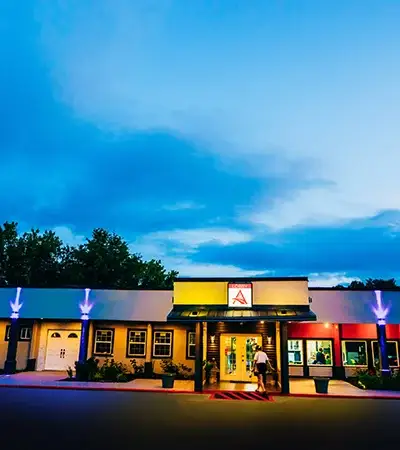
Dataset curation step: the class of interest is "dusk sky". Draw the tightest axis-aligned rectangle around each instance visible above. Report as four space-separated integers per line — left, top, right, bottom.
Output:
2 1 400 286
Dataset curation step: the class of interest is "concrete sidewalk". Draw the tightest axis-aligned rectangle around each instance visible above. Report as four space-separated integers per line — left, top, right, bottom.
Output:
2 372 400 399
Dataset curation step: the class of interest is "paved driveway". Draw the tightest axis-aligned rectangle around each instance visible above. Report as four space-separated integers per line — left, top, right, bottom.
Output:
0 388 398 449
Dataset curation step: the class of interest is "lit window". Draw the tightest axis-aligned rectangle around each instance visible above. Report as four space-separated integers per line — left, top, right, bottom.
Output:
94 329 114 355
127 330 146 357
153 331 173 357
372 341 399 367
20 327 32 340
342 341 367 366
306 340 333 366
288 340 303 365
5 325 32 341
187 332 196 358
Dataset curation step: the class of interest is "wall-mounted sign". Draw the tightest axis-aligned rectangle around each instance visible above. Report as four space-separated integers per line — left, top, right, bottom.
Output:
228 283 252 308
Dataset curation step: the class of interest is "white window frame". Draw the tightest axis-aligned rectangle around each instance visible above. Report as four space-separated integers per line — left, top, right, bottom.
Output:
342 340 368 367
153 331 173 358
94 329 114 355
5 326 32 341
187 331 196 359
127 329 147 357
372 340 399 367
20 327 32 340
306 339 333 366
288 339 304 366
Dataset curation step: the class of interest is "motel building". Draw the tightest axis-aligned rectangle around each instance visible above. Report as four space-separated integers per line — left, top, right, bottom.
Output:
1 277 399 393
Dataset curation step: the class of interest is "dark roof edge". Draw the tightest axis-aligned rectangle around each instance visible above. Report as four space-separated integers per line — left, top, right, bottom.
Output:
175 276 309 282
309 287 400 292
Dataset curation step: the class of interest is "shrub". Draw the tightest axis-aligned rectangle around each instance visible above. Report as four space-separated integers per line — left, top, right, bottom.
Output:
160 359 193 379
75 357 100 381
66 366 74 379
99 358 131 382
131 359 145 376
355 367 400 391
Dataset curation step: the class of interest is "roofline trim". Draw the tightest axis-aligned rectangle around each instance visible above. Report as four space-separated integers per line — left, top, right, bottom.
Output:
175 276 309 282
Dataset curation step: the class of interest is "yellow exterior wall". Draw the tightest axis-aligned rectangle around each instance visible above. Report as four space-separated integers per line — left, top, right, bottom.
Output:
92 322 195 373
36 321 81 370
0 320 31 371
0 320 8 370
174 280 309 306
253 280 309 305
173 281 227 305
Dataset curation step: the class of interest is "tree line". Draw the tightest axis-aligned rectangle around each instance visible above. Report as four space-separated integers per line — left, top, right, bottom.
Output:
0 222 177 289
334 278 400 290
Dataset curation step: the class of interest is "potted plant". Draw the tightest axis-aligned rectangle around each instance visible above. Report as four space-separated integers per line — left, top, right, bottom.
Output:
313 376 330 394
160 359 178 388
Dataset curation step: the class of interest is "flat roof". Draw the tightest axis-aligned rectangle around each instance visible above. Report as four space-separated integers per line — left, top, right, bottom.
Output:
176 276 308 282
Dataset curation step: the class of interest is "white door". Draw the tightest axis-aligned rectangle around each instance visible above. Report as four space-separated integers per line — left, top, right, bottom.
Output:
44 330 81 371
220 334 262 382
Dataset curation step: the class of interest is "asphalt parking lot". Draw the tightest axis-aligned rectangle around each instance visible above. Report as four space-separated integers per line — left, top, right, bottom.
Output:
0 388 399 450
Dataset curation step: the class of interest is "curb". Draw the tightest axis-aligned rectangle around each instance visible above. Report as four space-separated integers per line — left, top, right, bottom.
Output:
273 392 400 401
0 383 200 395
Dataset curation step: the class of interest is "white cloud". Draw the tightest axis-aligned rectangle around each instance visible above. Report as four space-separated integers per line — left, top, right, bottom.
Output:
36 1 400 232
162 202 204 211
52 226 86 247
134 228 252 253
308 273 361 288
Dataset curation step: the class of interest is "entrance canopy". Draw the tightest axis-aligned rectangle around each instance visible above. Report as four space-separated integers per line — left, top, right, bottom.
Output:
167 305 316 322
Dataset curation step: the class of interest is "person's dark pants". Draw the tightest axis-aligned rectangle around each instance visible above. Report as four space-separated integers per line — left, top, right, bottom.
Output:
256 363 267 385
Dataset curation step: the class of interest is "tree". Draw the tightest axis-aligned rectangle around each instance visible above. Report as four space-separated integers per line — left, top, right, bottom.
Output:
335 278 400 290
0 222 177 289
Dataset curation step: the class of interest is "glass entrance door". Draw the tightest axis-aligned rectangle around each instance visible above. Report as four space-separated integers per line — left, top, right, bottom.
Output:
220 334 262 382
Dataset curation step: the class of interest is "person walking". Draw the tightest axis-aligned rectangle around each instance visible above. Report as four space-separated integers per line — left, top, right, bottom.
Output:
253 345 269 394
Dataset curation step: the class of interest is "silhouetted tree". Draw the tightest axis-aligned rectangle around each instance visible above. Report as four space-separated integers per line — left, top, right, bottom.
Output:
0 222 177 289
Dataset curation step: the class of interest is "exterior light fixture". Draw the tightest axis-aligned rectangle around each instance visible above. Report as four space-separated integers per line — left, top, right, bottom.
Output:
79 288 93 320
210 335 216 344
267 336 272 345
10 287 22 319
260 320 265 324
324 322 330 329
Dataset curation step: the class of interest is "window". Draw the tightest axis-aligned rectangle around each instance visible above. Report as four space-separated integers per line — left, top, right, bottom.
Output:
94 329 114 355
5 325 32 341
153 331 173 358
68 333 79 339
342 341 367 366
127 330 146 357
20 327 32 340
187 331 196 359
51 332 61 338
372 341 399 367
288 340 303 365
306 340 333 366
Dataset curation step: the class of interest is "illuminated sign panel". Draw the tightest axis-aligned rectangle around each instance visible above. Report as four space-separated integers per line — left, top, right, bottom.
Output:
228 283 252 308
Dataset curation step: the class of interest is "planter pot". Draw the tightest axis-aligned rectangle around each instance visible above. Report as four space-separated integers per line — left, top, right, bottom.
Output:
161 373 176 389
314 377 329 394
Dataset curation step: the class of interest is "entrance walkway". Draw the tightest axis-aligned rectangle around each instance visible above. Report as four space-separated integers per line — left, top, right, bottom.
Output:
2 372 400 399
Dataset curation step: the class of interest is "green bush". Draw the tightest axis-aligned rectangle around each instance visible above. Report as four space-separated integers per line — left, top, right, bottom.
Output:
131 359 145 376
70 357 132 382
99 358 131 382
160 359 193 379
75 357 100 381
355 367 400 391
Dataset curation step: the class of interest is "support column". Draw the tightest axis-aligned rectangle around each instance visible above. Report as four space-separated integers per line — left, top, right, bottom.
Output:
377 322 390 377
144 323 153 377
4 318 19 374
194 321 204 392
202 322 207 361
280 321 289 394
78 319 90 363
333 324 344 379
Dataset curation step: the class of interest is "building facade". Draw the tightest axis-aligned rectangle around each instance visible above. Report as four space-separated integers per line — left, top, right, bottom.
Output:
1 277 399 393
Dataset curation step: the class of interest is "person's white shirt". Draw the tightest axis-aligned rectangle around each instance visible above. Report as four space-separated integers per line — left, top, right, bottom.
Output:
254 350 268 364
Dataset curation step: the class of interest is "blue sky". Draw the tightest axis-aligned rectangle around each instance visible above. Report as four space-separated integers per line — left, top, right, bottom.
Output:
2 1 400 285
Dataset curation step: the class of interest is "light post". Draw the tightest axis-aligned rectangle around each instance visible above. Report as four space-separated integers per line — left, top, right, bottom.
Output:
78 288 93 363
4 287 23 374
372 290 390 378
